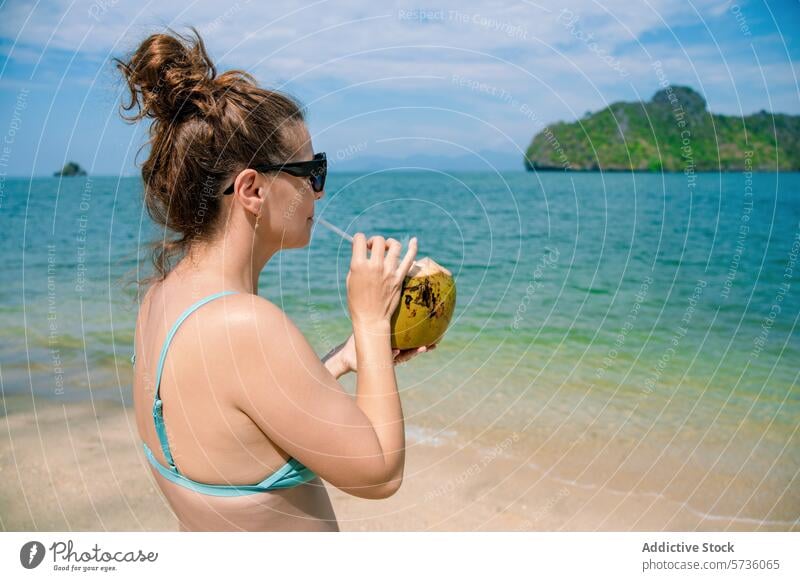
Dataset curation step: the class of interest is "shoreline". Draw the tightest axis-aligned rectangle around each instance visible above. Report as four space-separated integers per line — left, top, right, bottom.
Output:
524 167 798 173
1 395 794 531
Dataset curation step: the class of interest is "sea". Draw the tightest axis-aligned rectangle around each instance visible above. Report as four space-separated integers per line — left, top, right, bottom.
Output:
1 170 798 527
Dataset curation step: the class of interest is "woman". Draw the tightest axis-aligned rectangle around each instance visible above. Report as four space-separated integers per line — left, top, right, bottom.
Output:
117 29 435 531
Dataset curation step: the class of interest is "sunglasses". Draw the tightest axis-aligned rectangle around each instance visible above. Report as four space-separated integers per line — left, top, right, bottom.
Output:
223 152 327 195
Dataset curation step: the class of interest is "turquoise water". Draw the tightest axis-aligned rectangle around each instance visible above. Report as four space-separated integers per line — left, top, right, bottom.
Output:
1 171 798 524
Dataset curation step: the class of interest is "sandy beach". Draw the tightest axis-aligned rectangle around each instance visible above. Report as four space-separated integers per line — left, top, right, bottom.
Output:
2 394 792 532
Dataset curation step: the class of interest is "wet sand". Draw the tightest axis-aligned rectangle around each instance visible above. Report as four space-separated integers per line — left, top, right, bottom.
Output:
1 395 794 531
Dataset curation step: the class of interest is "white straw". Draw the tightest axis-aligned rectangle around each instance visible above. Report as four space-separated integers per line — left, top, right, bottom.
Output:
313 216 419 266
314 216 354 243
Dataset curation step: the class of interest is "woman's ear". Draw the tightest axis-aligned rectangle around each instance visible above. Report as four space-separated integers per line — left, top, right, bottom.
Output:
232 169 263 217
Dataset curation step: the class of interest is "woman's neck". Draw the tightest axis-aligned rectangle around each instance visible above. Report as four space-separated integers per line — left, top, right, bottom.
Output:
177 234 276 295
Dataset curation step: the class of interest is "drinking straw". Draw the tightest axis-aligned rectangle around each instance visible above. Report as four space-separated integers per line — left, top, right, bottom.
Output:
313 216 417 265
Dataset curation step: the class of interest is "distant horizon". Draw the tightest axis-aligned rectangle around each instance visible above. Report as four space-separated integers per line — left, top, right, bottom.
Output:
8 168 800 180
10 83 800 179
5 83 798 180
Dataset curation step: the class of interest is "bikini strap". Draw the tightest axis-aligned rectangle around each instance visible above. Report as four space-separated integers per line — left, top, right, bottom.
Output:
152 290 239 473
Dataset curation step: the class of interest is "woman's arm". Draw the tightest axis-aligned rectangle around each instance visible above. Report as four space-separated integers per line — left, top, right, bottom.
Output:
321 341 350 379
222 294 404 499
323 332 438 378
350 318 404 492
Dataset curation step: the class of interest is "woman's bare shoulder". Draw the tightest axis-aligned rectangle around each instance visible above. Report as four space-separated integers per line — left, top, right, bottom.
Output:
198 293 323 402
197 292 300 342
210 292 287 322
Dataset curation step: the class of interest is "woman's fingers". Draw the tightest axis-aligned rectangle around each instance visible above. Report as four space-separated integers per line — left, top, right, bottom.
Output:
397 237 418 279
392 342 438 364
351 232 367 264
385 238 402 271
361 235 416 275
367 236 385 265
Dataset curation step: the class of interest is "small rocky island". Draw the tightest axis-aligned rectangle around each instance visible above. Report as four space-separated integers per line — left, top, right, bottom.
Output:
53 162 87 177
524 86 800 172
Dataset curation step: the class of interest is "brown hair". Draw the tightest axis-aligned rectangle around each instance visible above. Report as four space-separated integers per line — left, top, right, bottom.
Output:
114 27 305 286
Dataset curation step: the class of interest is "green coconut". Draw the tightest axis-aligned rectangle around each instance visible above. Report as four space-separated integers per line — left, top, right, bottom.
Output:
390 257 456 350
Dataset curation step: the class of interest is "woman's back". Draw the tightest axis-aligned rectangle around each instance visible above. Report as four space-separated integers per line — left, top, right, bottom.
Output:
133 275 339 531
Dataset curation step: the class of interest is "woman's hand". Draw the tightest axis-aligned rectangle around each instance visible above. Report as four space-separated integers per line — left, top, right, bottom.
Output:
346 234 417 329
392 342 437 366
330 333 438 375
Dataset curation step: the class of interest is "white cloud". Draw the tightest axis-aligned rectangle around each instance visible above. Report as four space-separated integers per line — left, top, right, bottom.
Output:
1 0 733 70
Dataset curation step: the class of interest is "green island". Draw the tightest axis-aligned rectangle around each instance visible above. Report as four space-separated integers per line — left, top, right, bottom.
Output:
54 162 87 177
524 86 800 172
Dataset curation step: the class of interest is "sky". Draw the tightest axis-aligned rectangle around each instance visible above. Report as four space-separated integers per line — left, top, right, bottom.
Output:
0 0 798 176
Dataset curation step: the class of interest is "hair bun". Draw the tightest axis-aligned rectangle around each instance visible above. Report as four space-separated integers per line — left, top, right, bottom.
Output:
115 27 307 286
115 27 222 123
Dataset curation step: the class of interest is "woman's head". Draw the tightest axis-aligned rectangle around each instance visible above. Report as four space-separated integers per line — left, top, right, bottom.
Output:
115 27 323 284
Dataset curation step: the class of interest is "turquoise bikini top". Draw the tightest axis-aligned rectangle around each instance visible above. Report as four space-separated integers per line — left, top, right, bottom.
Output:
134 290 316 497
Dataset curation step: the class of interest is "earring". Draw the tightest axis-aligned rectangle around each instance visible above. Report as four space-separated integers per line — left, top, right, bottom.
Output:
255 203 264 229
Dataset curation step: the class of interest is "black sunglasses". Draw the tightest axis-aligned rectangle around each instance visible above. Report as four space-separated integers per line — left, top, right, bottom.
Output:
223 152 327 195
